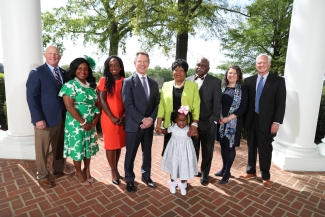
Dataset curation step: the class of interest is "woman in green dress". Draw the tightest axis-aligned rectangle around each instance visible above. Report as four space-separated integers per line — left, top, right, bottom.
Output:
59 57 99 186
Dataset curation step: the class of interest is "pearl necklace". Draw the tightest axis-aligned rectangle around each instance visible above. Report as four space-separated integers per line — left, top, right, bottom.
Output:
74 77 90 88
173 80 185 89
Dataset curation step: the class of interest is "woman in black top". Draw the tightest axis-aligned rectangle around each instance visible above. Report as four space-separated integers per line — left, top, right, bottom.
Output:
215 66 248 184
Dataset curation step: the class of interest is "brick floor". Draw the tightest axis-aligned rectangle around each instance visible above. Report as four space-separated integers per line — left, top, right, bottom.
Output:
0 136 324 216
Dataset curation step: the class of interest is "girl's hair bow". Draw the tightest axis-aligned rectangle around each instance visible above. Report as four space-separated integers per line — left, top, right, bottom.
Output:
178 105 189 115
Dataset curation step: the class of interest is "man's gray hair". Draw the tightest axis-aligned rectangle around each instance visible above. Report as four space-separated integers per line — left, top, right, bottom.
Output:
256 54 271 64
135 51 150 62
197 57 210 65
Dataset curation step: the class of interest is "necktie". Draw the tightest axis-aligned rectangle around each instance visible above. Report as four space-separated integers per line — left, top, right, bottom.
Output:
194 75 204 80
54 68 62 87
141 76 149 101
255 76 264 113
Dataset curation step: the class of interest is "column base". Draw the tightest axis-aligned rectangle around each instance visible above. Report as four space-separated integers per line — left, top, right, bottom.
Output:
318 138 325 156
272 140 325 171
0 130 35 160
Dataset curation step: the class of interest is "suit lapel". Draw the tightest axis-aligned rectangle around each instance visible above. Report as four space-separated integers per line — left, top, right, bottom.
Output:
147 76 155 102
59 67 66 83
252 75 258 97
261 74 272 98
201 74 211 90
134 73 148 101
44 64 61 89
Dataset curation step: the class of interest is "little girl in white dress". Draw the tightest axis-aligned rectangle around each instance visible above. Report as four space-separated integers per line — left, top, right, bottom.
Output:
160 105 198 195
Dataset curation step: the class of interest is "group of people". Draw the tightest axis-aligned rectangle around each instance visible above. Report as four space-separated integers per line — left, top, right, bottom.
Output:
26 45 286 195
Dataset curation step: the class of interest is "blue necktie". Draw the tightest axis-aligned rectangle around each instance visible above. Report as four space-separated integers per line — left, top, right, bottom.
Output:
141 76 149 101
255 76 264 113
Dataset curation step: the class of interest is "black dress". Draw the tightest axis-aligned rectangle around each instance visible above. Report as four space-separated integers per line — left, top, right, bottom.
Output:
218 86 248 146
162 86 184 156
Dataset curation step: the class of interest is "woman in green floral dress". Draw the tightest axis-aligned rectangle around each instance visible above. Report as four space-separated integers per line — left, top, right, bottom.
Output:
59 57 99 185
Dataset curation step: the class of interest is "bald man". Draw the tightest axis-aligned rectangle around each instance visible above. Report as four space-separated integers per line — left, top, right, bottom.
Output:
26 46 67 188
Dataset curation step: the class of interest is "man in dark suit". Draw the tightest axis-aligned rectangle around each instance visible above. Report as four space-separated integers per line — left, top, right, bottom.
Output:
240 54 286 189
122 51 160 192
187 57 222 185
26 46 67 188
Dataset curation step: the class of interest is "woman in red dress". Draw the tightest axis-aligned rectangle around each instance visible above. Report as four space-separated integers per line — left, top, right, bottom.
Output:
98 56 126 185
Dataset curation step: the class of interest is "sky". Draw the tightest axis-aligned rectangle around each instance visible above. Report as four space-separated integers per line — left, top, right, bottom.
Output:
0 0 225 72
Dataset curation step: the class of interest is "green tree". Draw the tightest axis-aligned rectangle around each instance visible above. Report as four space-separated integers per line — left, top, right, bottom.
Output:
217 0 293 75
60 64 70 71
42 0 136 55
132 0 226 60
42 0 237 62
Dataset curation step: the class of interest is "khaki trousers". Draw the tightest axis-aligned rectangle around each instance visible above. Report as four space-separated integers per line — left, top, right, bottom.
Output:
34 119 65 181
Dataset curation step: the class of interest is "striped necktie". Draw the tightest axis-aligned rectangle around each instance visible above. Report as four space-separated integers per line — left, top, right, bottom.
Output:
54 68 62 86
141 76 149 101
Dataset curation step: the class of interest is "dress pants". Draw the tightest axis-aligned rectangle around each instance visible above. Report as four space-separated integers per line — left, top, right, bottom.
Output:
219 137 236 179
192 123 216 176
245 112 273 180
34 119 65 181
124 127 153 182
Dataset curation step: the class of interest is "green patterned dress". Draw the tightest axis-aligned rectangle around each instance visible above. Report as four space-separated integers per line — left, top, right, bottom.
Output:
59 79 99 161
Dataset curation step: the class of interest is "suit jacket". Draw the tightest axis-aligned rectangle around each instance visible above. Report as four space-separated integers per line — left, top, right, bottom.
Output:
157 80 200 128
187 74 222 131
26 63 66 127
122 73 160 132
244 73 286 133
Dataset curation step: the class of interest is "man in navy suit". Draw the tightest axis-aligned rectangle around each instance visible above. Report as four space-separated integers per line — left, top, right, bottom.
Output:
240 54 286 189
122 51 160 192
26 46 66 188
186 57 222 185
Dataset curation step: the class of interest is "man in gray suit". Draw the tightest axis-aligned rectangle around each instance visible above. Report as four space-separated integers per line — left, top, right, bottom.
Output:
122 51 160 192
187 57 222 185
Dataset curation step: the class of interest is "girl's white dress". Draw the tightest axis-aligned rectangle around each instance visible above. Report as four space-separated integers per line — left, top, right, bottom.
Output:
161 125 198 180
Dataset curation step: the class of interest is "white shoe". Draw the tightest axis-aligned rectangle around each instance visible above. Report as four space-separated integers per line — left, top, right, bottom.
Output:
168 180 177 194
178 181 187 196
180 188 187 196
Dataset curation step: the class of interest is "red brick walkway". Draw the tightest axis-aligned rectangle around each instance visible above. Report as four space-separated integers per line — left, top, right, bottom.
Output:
0 136 325 216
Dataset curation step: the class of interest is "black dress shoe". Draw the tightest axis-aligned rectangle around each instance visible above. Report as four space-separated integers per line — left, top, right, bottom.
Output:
112 179 120 185
141 177 156 188
126 181 136 192
196 172 202 177
200 175 209 185
219 178 229 184
214 171 224 177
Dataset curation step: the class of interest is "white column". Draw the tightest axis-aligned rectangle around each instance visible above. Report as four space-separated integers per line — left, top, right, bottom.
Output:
272 0 325 171
318 137 325 156
0 0 43 159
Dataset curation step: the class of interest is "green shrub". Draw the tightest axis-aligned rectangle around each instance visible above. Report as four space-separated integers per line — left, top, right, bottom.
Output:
315 92 325 143
93 72 102 82
3 101 7 126
0 73 7 129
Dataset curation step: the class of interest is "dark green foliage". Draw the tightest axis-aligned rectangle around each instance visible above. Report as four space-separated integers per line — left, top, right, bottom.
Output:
147 66 173 83
218 0 293 76
125 71 133 78
315 91 325 143
0 73 7 129
93 72 102 82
